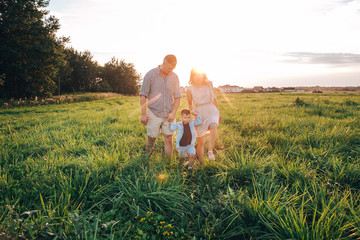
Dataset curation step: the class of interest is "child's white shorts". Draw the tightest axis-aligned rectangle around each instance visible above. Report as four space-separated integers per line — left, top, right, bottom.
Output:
179 144 196 158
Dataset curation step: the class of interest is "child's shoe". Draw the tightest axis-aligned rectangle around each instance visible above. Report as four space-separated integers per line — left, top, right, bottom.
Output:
208 151 215 161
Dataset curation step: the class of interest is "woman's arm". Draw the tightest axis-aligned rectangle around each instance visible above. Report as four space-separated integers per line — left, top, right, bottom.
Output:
212 97 219 109
186 89 194 111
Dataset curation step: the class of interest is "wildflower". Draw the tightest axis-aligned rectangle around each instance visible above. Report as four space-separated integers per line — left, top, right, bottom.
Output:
216 218 219 222
139 218 146 222
156 173 167 183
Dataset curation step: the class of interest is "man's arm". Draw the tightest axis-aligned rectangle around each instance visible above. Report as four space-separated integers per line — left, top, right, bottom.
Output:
167 97 180 122
140 95 148 125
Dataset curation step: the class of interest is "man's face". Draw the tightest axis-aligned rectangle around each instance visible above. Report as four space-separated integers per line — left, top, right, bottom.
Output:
181 114 192 124
161 60 176 75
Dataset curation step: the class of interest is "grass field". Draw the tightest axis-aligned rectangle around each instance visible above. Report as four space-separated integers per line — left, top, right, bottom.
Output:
1 92 360 239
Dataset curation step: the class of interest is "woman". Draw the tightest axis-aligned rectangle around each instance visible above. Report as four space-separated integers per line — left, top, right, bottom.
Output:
186 69 220 164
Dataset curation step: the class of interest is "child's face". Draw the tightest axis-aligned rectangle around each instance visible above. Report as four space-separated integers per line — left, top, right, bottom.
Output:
181 114 192 124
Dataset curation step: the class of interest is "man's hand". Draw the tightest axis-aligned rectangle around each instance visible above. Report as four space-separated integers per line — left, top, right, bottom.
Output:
141 114 148 125
167 111 176 122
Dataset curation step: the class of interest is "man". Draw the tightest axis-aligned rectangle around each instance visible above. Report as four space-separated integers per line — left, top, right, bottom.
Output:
140 54 181 155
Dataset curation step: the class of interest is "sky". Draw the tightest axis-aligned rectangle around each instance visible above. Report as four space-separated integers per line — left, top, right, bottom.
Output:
48 0 360 87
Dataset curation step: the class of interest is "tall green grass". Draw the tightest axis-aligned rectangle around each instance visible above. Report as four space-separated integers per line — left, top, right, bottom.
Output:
1 93 360 239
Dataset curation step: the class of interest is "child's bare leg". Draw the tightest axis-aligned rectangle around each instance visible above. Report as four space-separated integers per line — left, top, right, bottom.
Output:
179 156 185 165
188 153 196 167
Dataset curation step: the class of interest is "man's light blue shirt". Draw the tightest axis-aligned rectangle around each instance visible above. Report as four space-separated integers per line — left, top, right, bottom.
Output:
140 67 181 118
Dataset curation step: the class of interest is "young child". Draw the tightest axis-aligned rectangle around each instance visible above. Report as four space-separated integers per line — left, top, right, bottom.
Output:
170 108 202 171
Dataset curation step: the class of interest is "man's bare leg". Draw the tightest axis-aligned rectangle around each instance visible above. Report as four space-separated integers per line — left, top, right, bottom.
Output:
146 136 156 154
163 134 173 156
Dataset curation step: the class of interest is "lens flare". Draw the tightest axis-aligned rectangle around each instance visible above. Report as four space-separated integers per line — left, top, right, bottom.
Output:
155 173 167 183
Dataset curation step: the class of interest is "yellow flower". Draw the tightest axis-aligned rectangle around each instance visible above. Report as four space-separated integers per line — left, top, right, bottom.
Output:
156 173 167 183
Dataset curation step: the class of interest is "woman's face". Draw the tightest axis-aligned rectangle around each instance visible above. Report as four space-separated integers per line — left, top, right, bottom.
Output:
192 72 203 85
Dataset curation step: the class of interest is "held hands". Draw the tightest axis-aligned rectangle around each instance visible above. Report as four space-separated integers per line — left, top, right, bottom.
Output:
167 111 176 122
191 110 198 116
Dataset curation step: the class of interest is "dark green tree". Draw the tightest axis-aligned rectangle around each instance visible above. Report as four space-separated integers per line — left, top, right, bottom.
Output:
0 0 68 98
60 48 102 93
102 57 141 95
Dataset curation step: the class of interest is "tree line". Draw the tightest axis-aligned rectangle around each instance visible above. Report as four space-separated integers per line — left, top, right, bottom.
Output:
0 0 141 99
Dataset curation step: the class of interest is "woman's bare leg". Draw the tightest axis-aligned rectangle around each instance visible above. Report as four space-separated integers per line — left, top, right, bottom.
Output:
197 136 205 165
208 124 218 152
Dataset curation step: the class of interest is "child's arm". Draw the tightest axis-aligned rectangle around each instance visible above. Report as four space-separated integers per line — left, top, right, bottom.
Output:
170 122 178 131
193 114 202 126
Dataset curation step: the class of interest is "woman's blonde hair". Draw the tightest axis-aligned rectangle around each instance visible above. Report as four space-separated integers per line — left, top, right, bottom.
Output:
188 68 209 85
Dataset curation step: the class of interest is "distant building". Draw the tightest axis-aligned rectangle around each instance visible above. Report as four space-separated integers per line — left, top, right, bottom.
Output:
218 85 243 93
253 86 264 92
282 87 296 92
265 87 281 92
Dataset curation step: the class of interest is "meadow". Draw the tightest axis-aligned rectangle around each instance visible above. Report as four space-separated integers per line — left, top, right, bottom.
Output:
1 92 360 239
